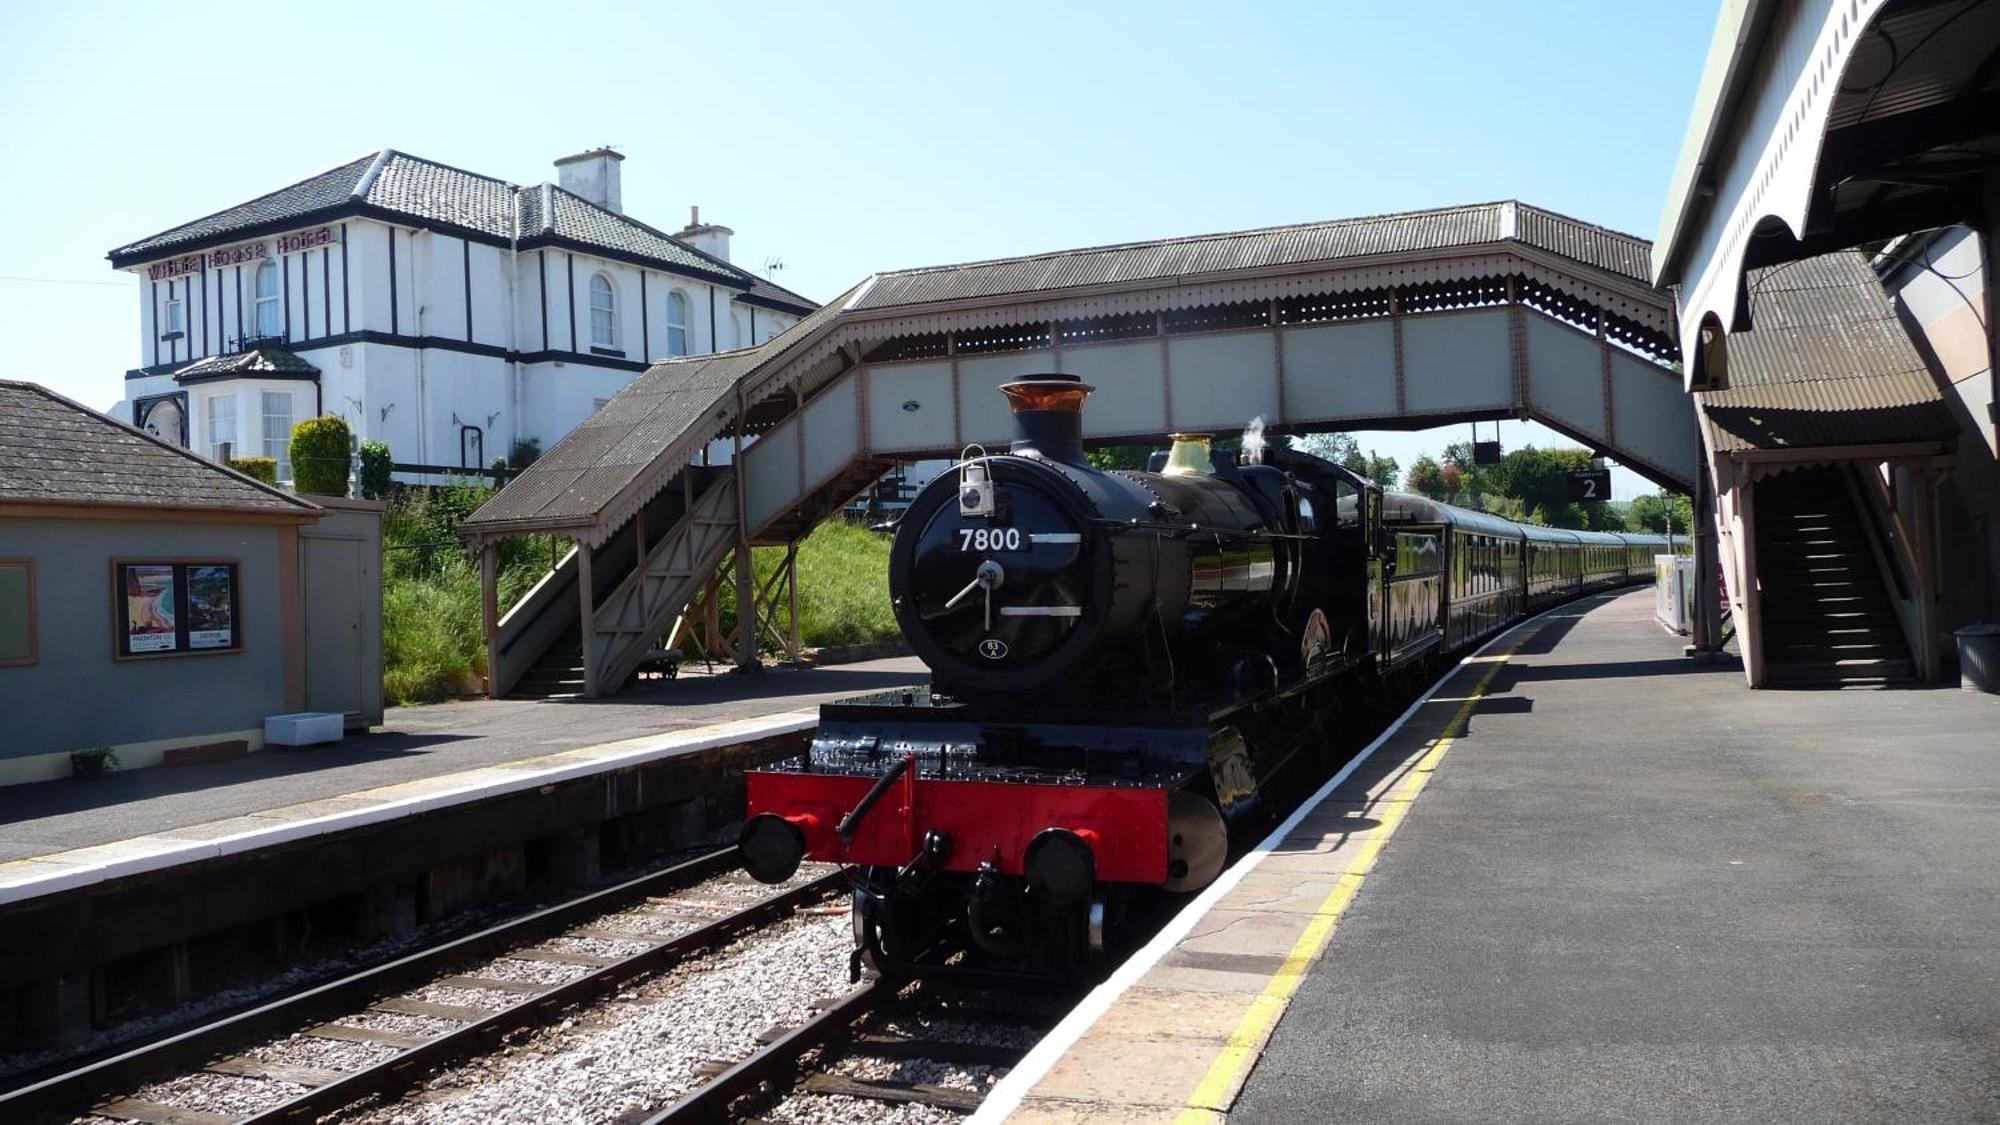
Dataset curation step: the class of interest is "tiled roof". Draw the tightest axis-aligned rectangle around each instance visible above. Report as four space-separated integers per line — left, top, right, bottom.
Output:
1697 251 1956 453
0 380 319 515
465 285 854 536
173 346 320 382
106 151 814 310
852 201 1651 310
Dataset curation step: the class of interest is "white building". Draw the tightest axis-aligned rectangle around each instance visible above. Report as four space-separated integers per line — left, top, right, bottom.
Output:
109 149 815 480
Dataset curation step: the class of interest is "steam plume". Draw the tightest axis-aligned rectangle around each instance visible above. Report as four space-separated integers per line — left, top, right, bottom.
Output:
1241 415 1268 465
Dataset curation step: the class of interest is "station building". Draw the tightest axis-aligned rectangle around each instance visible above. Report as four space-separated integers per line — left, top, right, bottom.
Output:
108 148 815 481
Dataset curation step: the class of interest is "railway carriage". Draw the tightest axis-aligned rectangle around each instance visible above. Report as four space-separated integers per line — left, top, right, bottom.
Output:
740 373 1678 973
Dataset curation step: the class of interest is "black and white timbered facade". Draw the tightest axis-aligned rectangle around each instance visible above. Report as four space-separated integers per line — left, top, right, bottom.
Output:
110 148 814 480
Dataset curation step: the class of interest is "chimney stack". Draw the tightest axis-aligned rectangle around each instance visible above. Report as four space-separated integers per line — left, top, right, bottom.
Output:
554 147 624 213
999 373 1094 466
678 205 734 263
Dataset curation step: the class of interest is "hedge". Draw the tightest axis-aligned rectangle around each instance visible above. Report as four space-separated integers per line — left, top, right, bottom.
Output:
290 415 352 497
228 456 278 485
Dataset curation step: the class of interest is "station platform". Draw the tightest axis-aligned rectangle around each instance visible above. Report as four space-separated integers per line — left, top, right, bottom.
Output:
0 656 923 899
983 589 2000 1124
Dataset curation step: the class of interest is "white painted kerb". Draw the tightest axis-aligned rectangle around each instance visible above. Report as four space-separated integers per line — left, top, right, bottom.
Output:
0 710 817 909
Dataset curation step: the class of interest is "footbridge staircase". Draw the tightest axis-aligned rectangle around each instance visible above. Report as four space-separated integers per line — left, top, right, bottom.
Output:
464 200 1694 698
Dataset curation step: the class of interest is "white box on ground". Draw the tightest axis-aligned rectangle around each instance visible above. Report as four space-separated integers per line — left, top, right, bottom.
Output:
265 712 345 747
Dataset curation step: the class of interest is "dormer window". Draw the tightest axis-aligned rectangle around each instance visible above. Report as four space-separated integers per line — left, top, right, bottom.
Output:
253 260 281 338
666 289 690 356
589 272 618 349
163 287 185 339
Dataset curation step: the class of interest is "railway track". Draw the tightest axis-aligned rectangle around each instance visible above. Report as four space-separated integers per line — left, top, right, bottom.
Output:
3 849 846 1125
646 969 1076 1124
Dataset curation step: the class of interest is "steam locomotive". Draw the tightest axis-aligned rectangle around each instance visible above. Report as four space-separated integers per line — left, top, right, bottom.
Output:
740 373 1669 971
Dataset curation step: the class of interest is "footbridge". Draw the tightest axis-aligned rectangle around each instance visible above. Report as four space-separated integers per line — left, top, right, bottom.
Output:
463 200 1690 697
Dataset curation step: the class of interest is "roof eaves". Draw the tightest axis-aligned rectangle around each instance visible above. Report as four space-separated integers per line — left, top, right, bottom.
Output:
1653 0 1783 285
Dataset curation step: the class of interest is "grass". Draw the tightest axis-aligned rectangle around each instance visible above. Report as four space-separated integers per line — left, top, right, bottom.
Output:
380 485 897 705
381 485 551 706
719 518 898 651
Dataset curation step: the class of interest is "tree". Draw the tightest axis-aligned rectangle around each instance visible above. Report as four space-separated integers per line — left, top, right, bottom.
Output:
1292 431 1359 469
1407 455 1444 498
1361 451 1399 489
290 415 353 497
1438 460 1463 501
1084 445 1152 472
1628 491 1694 538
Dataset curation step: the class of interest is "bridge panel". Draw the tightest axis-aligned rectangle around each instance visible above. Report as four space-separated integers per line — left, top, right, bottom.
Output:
1609 351 1697 484
1063 341 1168 438
802 379 861 489
1525 317 1607 438
1280 321 1399 422
1401 310 1512 415
865 361 953 454
1167 334 1280 432
743 416 802 530
957 353 1050 448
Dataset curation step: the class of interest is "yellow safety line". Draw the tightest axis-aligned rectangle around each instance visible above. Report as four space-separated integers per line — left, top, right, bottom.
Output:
1174 640 1524 1123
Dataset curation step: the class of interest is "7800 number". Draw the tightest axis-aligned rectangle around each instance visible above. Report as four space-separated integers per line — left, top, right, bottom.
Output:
958 527 1024 551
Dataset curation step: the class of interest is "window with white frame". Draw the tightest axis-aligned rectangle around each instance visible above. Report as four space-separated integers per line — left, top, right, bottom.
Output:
261 391 293 478
253 260 281 339
589 273 618 349
666 290 690 356
163 287 185 338
206 394 237 461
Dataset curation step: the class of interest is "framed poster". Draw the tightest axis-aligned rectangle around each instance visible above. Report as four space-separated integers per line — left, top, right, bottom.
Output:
186 564 237 650
114 561 240 657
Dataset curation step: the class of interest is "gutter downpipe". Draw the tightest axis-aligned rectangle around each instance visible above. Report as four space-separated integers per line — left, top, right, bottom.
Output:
508 198 523 468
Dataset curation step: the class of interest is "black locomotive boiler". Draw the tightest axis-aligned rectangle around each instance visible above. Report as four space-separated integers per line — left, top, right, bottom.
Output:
739 373 1672 971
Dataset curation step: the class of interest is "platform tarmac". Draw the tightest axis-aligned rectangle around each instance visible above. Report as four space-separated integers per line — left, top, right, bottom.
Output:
986 589 2000 1124
0 655 924 866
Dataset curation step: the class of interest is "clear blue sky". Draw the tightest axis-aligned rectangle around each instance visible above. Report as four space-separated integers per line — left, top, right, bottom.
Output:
0 0 1716 499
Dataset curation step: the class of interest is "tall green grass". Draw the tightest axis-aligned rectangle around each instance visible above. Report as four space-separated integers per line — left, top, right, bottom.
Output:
717 518 898 650
381 485 552 705
380 485 897 705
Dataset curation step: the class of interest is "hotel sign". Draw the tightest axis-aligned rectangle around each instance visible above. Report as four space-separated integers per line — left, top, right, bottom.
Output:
144 225 336 280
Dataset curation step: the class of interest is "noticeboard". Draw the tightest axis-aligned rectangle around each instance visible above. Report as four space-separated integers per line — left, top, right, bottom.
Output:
114 561 240 658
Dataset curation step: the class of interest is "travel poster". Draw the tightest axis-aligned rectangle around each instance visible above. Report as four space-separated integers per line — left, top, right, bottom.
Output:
123 564 178 653
186 564 236 649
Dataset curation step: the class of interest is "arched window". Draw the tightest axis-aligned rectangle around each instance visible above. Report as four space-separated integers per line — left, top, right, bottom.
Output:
665 290 690 356
589 273 618 348
253 260 281 339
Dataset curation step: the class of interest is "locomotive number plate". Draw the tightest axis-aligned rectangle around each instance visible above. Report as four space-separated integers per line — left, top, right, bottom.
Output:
958 527 1025 552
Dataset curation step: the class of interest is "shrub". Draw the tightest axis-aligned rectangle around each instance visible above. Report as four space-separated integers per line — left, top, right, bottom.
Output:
358 440 393 500
509 438 542 469
290 416 352 497
229 456 278 485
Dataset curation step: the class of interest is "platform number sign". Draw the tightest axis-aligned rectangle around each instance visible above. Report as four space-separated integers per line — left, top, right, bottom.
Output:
1568 468 1612 502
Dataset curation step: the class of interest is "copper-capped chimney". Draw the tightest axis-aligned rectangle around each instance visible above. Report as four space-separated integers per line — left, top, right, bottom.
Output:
998 373 1094 466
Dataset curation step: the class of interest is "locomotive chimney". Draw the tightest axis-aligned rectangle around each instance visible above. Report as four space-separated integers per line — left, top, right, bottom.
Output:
999 373 1093 465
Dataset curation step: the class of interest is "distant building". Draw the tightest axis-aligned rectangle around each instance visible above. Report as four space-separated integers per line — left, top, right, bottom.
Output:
109 149 815 480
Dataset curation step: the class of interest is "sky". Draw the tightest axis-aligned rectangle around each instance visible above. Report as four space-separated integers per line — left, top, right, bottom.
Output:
0 0 1718 500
